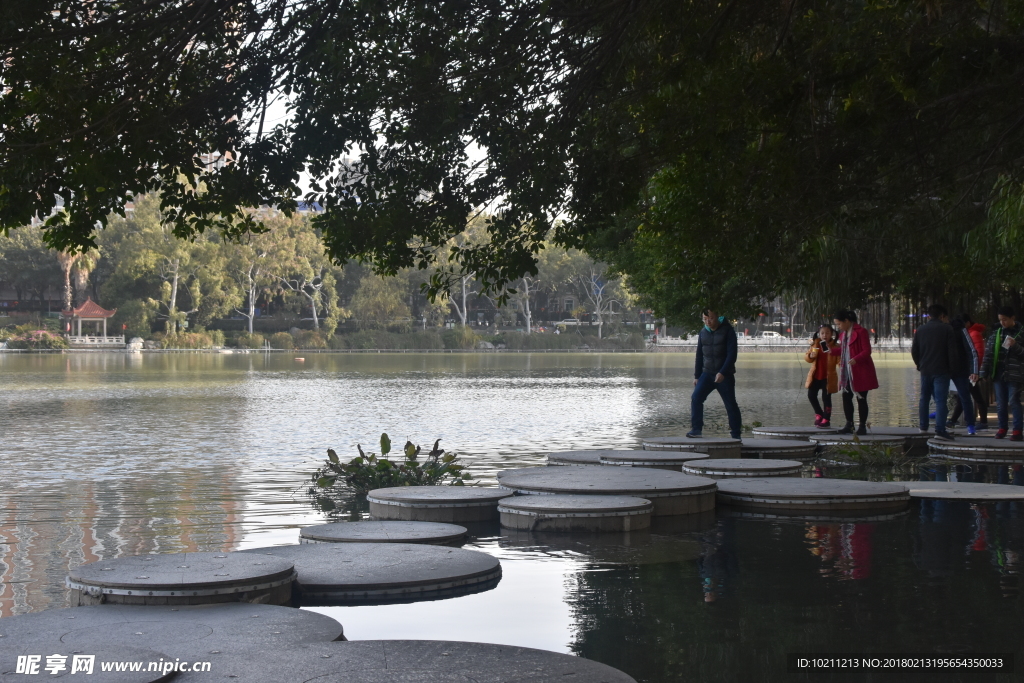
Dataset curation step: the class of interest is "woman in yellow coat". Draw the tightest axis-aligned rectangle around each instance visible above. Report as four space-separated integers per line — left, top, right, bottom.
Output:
805 324 840 427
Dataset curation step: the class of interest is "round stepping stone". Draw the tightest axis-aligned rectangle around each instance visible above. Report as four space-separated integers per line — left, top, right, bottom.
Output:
903 481 1024 501
641 436 742 458
682 458 803 479
497 467 716 516
545 450 615 466
66 552 295 607
716 477 910 514
599 451 709 471
0 646 174 682
0 604 343 661
808 434 904 449
928 437 1024 464
498 494 653 532
867 426 933 452
367 486 507 523
741 438 818 461
751 425 839 439
719 507 910 523
239 543 501 605
300 521 466 546
169 640 637 683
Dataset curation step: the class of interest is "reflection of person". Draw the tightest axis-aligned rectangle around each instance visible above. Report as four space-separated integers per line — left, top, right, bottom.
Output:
698 522 737 603
687 309 742 439
829 310 879 435
805 325 839 428
979 306 1024 440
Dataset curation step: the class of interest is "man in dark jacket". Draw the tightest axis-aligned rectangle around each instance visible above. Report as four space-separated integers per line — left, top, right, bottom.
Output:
979 306 1024 440
942 313 979 434
911 304 959 440
687 309 742 439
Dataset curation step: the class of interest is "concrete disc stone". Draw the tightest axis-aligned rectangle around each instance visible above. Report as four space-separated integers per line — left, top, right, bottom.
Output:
367 487 507 523
928 437 1024 463
545 450 625 466
682 458 803 478
740 439 818 460
497 467 716 516
903 481 1024 501
239 543 501 605
599 451 709 470
808 434 905 448
751 425 840 439
716 477 909 513
300 521 467 546
66 552 294 605
0 604 344 661
171 640 637 683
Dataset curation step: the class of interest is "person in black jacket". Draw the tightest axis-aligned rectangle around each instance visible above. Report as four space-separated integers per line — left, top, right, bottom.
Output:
978 306 1024 440
910 304 959 440
687 309 742 439
943 313 979 435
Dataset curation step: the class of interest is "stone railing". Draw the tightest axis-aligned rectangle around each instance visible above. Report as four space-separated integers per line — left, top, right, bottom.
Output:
68 335 125 346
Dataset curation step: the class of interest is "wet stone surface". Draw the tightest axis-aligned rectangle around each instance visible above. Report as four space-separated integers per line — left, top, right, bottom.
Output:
300 521 467 546
172 639 637 683
238 543 501 605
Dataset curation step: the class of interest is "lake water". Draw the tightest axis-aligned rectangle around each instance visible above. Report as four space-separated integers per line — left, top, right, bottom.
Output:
1 352 1021 682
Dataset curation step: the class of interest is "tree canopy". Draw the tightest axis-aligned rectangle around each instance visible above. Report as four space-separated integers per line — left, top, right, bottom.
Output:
2 1 1022 325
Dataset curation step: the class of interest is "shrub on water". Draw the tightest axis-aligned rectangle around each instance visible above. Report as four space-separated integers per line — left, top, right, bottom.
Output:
294 330 327 349
268 331 294 349
161 331 217 349
5 329 69 350
442 326 479 349
236 331 265 349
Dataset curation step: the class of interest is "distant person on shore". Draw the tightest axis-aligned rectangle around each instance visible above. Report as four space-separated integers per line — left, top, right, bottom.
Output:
828 310 878 435
943 312 980 435
979 306 1024 440
804 325 839 428
911 304 958 440
687 309 742 439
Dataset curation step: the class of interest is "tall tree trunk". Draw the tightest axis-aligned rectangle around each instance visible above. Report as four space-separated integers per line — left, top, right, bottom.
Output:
168 259 180 334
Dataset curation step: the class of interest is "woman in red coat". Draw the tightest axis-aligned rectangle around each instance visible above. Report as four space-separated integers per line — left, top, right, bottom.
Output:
828 309 879 434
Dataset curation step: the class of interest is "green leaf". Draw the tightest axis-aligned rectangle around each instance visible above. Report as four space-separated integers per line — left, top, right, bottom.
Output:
316 476 337 488
380 432 391 456
327 448 340 464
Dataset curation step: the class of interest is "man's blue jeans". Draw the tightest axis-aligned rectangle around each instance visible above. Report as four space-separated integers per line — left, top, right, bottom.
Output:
992 380 1023 431
919 374 950 432
691 371 742 436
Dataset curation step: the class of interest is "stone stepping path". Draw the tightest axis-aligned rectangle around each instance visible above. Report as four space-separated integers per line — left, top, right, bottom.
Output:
599 451 709 471
716 477 910 513
0 604 343 662
367 486 506 523
498 494 653 532
172 639 636 683
928 437 1024 464
65 552 295 607
808 434 904 449
300 521 466 546
0 645 174 682
641 436 741 458
751 425 839 439
903 481 1024 501
740 438 818 461
239 543 501 605
682 458 803 479
497 467 716 516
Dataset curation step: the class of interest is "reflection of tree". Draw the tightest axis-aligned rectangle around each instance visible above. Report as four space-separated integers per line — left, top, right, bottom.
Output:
566 514 1024 683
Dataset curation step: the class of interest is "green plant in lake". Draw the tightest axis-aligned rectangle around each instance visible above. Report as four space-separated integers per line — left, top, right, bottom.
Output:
309 432 472 512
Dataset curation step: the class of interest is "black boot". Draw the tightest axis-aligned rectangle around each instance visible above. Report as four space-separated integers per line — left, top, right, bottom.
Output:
837 422 854 434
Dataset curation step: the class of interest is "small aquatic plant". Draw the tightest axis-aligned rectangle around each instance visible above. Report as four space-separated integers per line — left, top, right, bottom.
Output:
308 432 472 513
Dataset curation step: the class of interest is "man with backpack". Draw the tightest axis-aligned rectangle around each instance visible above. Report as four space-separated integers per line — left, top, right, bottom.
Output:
911 304 959 440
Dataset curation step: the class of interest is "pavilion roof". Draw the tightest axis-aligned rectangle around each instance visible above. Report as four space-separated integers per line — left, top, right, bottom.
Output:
63 298 117 318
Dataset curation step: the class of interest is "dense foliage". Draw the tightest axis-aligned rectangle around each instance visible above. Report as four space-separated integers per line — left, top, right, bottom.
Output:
3 1 1021 326
309 433 471 512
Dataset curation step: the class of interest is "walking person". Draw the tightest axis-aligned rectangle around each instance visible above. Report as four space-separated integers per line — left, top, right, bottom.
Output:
944 313 980 434
828 310 878 435
804 325 839 427
978 306 1024 440
911 304 959 440
957 313 990 429
687 309 742 439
